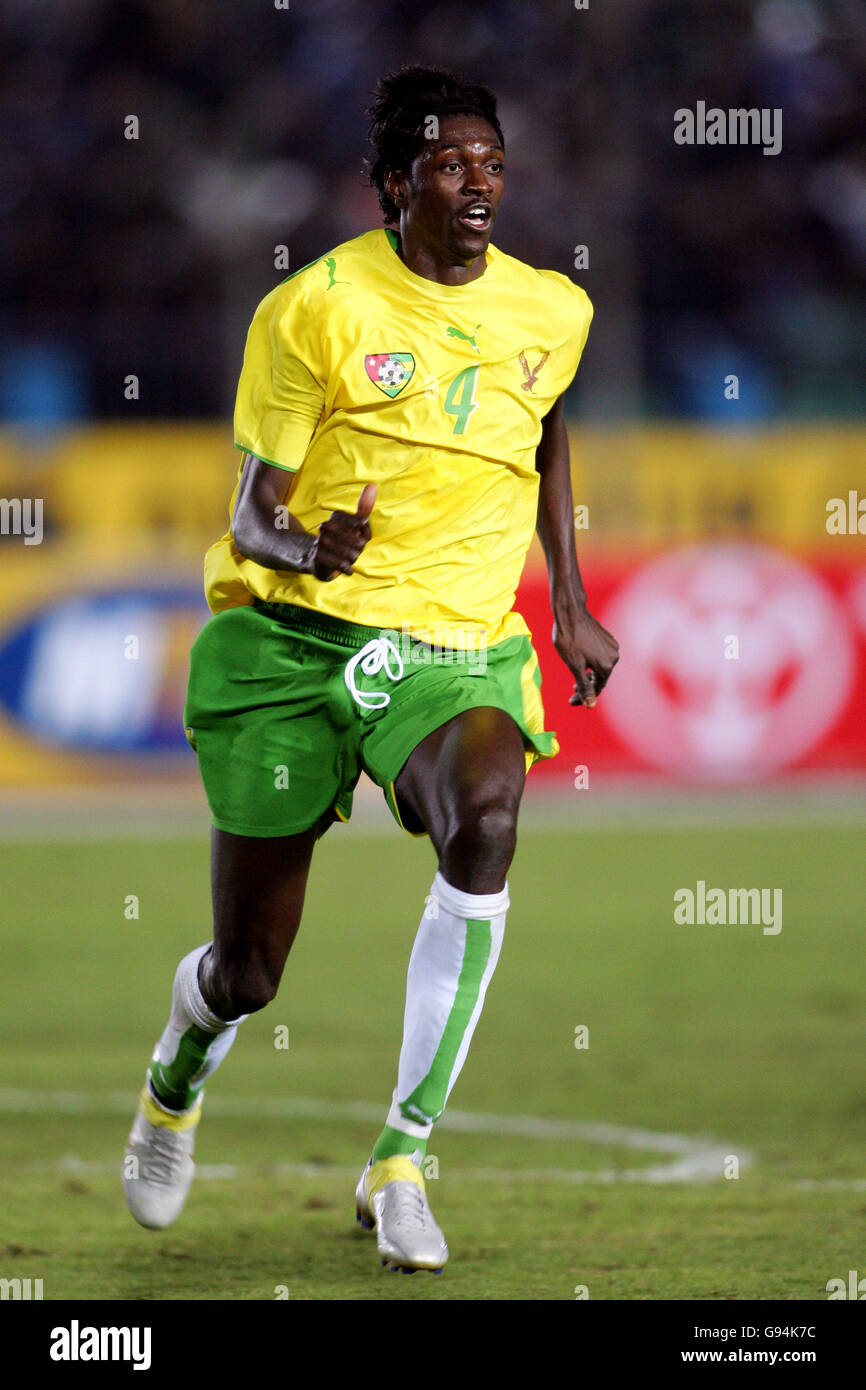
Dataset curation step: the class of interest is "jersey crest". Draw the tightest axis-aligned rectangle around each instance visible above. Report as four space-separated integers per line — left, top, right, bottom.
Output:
364 352 416 398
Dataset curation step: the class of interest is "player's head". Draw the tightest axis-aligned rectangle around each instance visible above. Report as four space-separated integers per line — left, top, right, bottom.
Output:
365 65 505 261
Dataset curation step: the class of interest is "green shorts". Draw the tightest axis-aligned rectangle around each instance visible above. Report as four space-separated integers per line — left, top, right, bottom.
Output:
183 599 558 839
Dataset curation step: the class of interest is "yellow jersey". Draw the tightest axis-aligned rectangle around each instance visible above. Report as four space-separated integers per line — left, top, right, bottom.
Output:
205 227 592 647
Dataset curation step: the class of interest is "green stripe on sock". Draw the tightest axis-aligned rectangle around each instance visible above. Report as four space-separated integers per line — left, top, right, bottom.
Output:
150 1023 217 1111
370 1125 427 1164
399 918 492 1127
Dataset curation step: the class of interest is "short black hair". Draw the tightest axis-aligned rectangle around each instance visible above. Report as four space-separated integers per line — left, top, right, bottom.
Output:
365 65 505 224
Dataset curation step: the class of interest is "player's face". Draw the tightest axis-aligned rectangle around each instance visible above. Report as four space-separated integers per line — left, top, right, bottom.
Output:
392 116 505 267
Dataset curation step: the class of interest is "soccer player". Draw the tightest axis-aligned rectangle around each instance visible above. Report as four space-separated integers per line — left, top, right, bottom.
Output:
123 66 619 1274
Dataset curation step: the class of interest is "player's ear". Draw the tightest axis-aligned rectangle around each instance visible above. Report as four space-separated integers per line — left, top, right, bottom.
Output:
385 168 407 210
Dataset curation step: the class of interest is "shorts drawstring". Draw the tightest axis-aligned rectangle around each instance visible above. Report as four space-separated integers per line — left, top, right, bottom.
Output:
344 636 405 710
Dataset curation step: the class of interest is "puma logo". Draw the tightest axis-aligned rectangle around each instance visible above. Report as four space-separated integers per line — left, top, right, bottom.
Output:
325 257 350 290
446 323 481 353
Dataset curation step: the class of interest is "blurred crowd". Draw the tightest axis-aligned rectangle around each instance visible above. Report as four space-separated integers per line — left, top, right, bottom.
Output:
1 0 864 426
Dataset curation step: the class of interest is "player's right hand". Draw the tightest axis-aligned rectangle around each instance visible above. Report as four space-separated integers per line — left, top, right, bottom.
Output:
310 484 377 581
553 605 619 708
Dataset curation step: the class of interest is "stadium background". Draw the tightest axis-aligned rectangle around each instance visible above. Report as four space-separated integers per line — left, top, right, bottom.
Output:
1 0 865 1303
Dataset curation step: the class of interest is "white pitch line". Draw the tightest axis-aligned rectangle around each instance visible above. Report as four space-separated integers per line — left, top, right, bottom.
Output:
0 1088 749 1184
24 1159 866 1191
794 1178 866 1192
30 1156 723 1186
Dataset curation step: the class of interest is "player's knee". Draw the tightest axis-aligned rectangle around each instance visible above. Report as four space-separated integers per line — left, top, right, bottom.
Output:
205 955 280 1018
230 977 278 1016
443 795 518 872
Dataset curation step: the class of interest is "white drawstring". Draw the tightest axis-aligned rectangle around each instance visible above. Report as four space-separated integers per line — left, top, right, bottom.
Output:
344 637 405 710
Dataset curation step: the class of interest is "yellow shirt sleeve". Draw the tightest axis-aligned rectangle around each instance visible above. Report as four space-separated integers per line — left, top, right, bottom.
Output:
540 272 593 390
233 274 327 473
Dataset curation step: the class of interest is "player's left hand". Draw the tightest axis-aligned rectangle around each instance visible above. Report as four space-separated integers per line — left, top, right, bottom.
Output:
552 606 619 708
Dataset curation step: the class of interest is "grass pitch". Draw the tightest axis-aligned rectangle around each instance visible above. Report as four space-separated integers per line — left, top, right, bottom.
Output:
1 812 864 1300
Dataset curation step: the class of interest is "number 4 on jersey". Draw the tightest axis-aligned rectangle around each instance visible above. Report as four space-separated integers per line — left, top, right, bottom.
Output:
443 366 480 434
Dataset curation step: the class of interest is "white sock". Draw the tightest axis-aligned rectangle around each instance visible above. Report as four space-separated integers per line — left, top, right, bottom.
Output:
148 944 246 1112
377 871 508 1152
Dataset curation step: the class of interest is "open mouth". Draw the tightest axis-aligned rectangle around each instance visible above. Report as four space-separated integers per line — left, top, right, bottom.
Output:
458 204 492 233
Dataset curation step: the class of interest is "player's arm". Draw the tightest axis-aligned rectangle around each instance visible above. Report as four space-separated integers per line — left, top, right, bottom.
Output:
231 453 376 582
535 394 619 706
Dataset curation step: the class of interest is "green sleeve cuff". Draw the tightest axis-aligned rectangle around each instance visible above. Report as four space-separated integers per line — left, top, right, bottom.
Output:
234 443 299 474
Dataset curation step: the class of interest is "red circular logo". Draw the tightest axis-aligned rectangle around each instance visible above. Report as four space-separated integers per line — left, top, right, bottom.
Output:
600 545 855 780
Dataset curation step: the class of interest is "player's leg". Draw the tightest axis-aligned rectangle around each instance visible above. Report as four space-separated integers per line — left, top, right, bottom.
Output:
150 823 322 1104
123 822 321 1229
356 706 525 1270
394 704 525 891
200 823 323 1017
124 603 360 1228
380 705 524 1146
